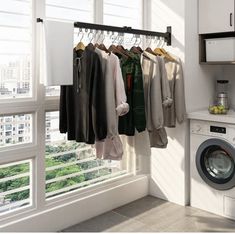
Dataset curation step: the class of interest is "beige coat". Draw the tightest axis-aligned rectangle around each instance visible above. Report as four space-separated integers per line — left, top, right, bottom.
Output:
163 54 186 127
141 51 170 148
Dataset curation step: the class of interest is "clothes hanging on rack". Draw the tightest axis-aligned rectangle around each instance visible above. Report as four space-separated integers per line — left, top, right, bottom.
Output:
118 52 146 136
94 48 129 160
59 45 107 144
53 20 186 154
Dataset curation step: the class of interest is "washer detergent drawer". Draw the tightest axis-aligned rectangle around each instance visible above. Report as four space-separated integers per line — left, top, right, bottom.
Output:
224 196 235 219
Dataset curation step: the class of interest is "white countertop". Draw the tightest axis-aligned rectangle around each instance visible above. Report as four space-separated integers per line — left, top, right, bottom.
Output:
187 109 235 124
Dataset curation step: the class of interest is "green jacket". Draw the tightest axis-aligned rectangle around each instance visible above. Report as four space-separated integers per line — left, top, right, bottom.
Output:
118 53 146 136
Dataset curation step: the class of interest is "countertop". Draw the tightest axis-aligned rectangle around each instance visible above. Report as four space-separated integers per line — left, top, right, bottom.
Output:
187 109 235 124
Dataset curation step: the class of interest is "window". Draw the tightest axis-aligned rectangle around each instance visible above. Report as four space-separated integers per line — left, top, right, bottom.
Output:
45 112 125 199
45 0 94 97
0 0 32 99
0 0 144 222
46 0 94 23
104 0 143 28
0 114 32 148
103 0 143 48
0 160 32 215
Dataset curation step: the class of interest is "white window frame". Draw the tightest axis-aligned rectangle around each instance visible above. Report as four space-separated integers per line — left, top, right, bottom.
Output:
0 0 148 226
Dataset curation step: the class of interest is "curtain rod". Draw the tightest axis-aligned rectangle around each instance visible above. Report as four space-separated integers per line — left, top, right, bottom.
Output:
36 18 172 46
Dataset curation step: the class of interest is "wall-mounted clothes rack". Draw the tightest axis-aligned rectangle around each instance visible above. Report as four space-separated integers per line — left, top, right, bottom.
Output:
36 18 172 46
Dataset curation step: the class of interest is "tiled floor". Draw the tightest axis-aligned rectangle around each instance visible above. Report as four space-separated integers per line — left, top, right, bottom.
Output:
62 196 235 232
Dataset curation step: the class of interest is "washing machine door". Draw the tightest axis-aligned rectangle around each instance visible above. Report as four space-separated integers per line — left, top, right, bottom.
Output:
196 138 235 190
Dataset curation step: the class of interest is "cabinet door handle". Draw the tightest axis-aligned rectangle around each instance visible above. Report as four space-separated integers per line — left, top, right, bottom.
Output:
230 13 233 27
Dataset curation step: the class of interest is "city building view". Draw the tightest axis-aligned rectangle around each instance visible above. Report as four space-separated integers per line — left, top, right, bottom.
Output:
0 114 32 147
0 56 31 98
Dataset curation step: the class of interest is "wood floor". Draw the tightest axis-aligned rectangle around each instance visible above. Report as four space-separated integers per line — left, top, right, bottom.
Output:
62 196 235 232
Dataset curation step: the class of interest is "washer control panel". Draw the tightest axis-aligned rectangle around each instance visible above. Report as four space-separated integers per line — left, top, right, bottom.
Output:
210 126 226 134
190 120 235 144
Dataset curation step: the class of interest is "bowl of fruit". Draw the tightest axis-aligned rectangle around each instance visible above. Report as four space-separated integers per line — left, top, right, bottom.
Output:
208 105 228 115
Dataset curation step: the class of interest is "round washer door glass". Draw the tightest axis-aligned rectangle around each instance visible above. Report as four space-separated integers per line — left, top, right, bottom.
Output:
196 139 235 190
204 148 234 179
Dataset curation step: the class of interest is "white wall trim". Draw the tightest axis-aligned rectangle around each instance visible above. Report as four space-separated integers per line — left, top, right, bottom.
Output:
0 175 149 232
143 0 151 30
94 0 104 24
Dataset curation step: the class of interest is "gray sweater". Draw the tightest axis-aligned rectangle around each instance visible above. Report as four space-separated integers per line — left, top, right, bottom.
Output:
163 55 186 127
141 51 169 148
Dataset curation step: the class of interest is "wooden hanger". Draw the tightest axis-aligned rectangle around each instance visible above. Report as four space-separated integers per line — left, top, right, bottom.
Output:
154 47 176 62
75 42 85 51
130 46 142 54
109 45 128 59
75 29 86 51
144 35 156 56
154 47 164 56
116 45 131 57
154 38 176 61
98 43 110 54
137 46 143 53
145 47 156 56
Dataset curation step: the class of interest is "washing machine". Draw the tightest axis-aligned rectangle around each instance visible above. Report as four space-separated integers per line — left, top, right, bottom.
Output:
190 119 235 220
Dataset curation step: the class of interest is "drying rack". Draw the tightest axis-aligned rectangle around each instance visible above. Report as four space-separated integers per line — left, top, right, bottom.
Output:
36 18 172 46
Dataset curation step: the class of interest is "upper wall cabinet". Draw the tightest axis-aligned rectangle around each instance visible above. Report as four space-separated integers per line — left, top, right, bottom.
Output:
199 0 235 34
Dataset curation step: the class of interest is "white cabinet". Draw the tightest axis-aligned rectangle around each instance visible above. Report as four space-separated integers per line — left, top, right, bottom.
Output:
199 0 235 34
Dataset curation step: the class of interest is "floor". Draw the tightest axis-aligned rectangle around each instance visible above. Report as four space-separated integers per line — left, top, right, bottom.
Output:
62 196 235 232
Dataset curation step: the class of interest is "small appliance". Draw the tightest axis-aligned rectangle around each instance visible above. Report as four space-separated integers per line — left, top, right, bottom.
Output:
216 80 229 110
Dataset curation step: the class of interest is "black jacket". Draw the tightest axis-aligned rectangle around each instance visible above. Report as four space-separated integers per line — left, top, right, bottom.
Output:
59 46 107 144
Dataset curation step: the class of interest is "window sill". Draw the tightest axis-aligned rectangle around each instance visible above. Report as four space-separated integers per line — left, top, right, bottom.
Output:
0 174 149 231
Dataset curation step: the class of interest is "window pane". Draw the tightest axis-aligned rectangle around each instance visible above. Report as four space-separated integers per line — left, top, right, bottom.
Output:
45 0 94 97
0 0 30 15
0 114 32 148
46 86 60 97
0 160 32 215
104 0 143 28
0 1 32 99
104 0 143 48
45 112 126 199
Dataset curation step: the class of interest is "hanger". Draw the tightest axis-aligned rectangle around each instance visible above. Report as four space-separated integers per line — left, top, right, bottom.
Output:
108 33 130 59
152 37 164 56
116 33 126 51
145 36 155 55
108 33 128 59
75 28 85 51
130 35 142 54
86 29 96 50
98 31 110 54
155 39 176 62
137 36 143 53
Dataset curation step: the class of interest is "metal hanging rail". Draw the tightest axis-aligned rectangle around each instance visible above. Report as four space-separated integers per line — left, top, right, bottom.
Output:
36 18 172 46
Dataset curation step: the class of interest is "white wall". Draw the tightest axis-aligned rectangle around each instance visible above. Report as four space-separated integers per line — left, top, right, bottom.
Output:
185 0 222 113
148 0 188 206
148 0 222 206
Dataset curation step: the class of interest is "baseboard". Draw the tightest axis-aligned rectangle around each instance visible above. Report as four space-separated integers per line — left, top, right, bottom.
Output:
0 175 148 232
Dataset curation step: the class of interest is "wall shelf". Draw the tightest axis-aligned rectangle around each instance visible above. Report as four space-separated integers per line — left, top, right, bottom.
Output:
200 62 235 65
199 32 235 64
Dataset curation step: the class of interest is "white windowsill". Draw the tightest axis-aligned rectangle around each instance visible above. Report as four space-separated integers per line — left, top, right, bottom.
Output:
0 174 149 231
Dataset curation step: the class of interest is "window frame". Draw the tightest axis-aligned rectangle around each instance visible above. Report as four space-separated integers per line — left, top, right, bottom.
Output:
0 0 146 223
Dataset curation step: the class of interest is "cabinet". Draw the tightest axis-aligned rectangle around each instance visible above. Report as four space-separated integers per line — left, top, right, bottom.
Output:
199 0 235 34
199 0 235 64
